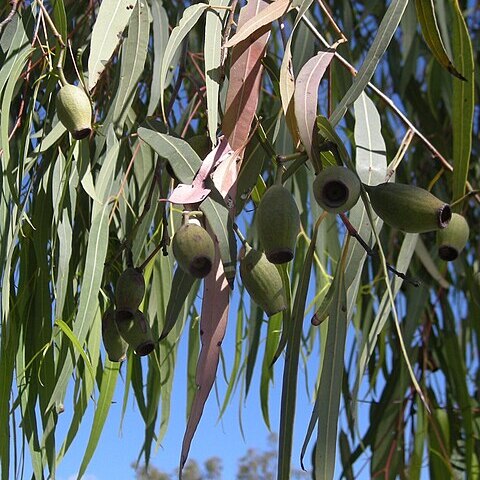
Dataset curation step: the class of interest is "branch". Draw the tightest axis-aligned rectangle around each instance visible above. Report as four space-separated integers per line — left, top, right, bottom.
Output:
0 0 22 35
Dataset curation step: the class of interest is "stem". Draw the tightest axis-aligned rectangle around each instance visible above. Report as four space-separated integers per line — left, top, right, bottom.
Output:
0 0 23 35
137 243 163 271
232 223 247 246
340 213 420 287
317 0 348 43
37 0 69 86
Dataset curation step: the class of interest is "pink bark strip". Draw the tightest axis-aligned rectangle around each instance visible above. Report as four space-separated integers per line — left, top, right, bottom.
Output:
221 0 270 152
168 137 233 204
179 244 230 475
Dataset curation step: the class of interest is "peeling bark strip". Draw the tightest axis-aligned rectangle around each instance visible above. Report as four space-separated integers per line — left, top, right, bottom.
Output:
221 0 270 152
179 243 230 476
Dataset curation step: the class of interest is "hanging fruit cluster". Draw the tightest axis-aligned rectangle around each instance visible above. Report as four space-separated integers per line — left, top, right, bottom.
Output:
101 267 154 361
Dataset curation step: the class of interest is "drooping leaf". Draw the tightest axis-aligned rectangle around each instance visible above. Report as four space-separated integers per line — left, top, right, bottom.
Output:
204 0 229 144
148 0 169 116
224 0 292 48
415 0 464 80
450 0 474 210
311 246 348 480
109 0 150 131
160 268 197 340
294 50 334 165
77 360 120 478
88 0 135 90
279 0 315 144
329 0 410 126
160 4 209 118
277 218 320 478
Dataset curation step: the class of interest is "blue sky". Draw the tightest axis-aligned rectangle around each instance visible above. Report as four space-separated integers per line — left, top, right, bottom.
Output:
49 299 321 480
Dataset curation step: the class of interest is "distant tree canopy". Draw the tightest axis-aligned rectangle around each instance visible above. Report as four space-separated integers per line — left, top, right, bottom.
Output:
133 434 309 479
0 0 478 479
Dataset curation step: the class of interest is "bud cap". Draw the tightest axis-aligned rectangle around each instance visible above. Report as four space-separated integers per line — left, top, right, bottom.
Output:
56 84 92 140
239 244 287 316
256 185 300 264
437 213 469 261
364 182 451 233
101 309 128 362
115 310 155 356
115 267 145 312
172 223 215 278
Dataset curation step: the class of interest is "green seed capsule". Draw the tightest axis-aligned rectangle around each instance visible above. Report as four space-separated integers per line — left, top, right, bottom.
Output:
239 244 287 316
101 309 128 362
312 166 361 214
56 84 92 140
364 182 451 233
437 213 469 261
115 268 145 313
172 223 215 278
115 310 155 356
256 185 300 264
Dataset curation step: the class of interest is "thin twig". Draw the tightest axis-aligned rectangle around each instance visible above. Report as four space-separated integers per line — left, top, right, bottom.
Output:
0 0 22 35
340 213 420 287
317 0 348 43
385 128 414 181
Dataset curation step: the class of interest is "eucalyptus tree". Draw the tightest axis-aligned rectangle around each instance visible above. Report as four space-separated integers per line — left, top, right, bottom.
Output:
0 0 478 479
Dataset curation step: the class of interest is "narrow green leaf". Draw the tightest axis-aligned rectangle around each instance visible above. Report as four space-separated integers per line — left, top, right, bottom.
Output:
260 310 282 429
217 304 243 420
277 219 320 478
77 360 120 478
186 316 200 419
113 0 150 130
450 0 474 210
148 0 169 116
329 0 409 126
160 4 209 117
55 319 95 384
204 0 229 144
415 0 464 79
311 263 347 479
51 0 68 44
161 268 197 340
87 0 135 90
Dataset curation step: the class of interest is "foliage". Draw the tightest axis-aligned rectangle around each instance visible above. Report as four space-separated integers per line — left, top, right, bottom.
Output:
0 0 479 479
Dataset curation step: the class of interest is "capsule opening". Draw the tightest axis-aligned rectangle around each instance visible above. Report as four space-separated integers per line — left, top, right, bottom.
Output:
189 256 213 278
438 245 458 262
115 310 135 323
266 248 294 264
72 127 92 140
135 341 155 356
438 204 452 228
323 180 349 208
